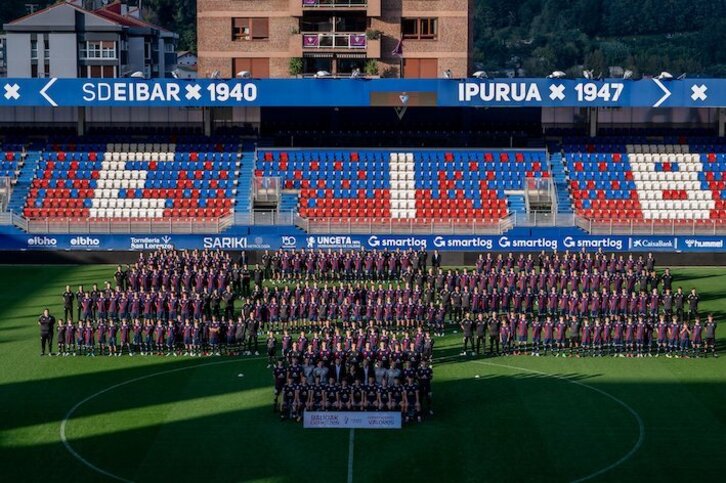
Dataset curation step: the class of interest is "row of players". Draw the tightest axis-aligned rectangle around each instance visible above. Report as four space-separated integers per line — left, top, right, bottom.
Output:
65 248 664 310
59 276 700 330
273 359 433 423
459 313 718 358
255 248 657 280
276 374 429 424
39 309 435 361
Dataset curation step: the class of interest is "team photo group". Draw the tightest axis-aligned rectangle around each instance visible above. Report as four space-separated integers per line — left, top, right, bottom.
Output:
38 247 717 361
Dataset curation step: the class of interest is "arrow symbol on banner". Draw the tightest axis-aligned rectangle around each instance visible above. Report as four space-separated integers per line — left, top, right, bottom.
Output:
652 78 671 107
40 78 58 107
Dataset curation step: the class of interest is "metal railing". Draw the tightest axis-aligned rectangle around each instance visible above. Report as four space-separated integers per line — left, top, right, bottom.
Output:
302 33 367 49
515 211 576 227
234 210 296 226
576 216 726 235
297 217 512 235
0 176 12 212
303 0 367 6
23 214 234 234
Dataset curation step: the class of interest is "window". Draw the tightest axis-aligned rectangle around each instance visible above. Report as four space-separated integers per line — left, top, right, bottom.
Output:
30 40 38 60
232 57 270 78
87 65 116 78
144 42 152 60
403 58 438 78
81 41 116 59
232 17 269 41
402 17 438 40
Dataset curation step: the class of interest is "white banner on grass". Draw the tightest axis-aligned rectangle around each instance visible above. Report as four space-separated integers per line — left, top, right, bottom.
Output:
303 411 402 429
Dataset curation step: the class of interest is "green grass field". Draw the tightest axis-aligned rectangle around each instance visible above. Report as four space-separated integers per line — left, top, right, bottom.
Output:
1 265 725 483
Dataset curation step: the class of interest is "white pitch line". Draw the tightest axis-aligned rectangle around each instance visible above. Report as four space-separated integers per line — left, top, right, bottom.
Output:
471 360 645 483
347 428 355 483
60 357 265 483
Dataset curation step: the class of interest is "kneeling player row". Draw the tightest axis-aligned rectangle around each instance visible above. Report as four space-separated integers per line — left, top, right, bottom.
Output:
276 376 430 424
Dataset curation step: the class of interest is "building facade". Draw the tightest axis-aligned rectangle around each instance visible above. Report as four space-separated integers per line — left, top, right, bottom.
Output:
0 35 6 77
3 0 177 78
197 0 473 78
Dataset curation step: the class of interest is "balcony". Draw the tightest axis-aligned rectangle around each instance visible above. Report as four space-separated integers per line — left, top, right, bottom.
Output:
290 33 380 57
290 0 380 16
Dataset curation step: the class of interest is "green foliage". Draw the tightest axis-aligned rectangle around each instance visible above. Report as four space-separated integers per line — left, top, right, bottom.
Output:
141 0 197 52
365 29 382 40
288 57 303 76
364 59 379 76
474 0 726 77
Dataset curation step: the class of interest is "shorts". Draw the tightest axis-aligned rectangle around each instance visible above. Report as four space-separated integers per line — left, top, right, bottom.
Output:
517 336 527 342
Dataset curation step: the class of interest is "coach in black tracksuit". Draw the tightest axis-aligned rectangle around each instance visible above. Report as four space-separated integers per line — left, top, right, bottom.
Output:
38 309 55 356
62 286 74 322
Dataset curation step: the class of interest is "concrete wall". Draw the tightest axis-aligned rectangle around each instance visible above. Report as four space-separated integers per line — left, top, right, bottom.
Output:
49 33 79 78
6 33 31 77
127 36 145 74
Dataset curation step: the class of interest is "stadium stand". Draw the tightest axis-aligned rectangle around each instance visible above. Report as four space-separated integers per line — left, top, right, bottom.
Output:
563 138 726 224
21 139 242 220
256 149 550 222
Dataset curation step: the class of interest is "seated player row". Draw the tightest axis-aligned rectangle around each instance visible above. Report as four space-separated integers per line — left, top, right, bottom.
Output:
274 353 433 423
277 370 430 424
459 312 717 359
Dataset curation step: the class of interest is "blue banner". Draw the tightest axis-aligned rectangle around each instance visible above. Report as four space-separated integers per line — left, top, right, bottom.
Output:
0 78 723 108
2 233 725 252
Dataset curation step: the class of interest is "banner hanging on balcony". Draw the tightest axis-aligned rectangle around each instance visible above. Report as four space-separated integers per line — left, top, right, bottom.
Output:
0 78 724 108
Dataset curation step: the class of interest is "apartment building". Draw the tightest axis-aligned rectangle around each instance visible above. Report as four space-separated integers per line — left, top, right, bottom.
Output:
198 0 473 78
3 0 177 78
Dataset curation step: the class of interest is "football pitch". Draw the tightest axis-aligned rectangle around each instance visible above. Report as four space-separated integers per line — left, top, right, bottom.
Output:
1 265 725 483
